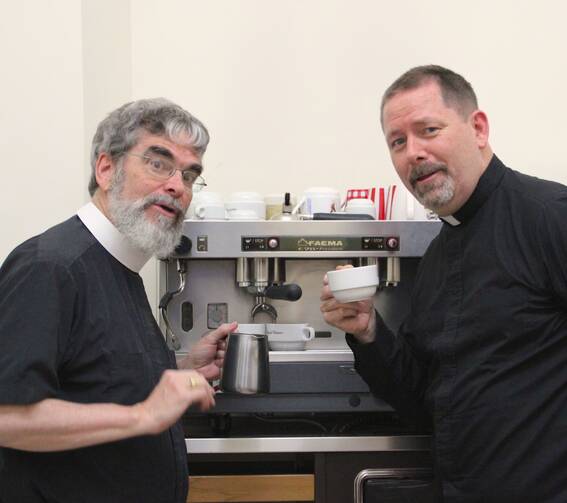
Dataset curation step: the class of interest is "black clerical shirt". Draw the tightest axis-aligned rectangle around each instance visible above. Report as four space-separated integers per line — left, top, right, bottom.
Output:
0 215 188 503
349 155 567 502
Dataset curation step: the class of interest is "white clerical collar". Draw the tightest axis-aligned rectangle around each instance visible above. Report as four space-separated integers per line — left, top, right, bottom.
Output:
77 202 152 273
440 215 461 227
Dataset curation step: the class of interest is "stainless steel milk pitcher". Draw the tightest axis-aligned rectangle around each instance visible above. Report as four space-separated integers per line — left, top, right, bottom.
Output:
220 332 270 394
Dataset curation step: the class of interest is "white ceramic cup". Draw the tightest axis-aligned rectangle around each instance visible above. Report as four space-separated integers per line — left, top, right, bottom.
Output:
326 265 379 303
390 185 409 220
194 203 226 220
265 323 315 351
390 186 432 221
345 198 377 219
226 209 262 220
225 192 266 220
187 192 224 219
413 201 431 220
296 187 341 215
236 323 266 335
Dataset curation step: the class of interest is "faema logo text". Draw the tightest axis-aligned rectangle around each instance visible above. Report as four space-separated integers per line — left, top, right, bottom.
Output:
297 238 345 251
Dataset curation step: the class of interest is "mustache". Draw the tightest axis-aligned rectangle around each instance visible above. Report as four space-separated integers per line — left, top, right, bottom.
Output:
141 194 184 216
409 162 447 187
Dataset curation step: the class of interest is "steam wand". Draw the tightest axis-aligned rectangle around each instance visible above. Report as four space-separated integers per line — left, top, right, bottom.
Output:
159 258 187 350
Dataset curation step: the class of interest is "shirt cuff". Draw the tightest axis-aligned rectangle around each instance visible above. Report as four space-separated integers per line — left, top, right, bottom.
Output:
346 310 397 369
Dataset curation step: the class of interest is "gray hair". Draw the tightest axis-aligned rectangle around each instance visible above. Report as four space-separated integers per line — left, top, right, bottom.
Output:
380 65 479 127
88 98 209 196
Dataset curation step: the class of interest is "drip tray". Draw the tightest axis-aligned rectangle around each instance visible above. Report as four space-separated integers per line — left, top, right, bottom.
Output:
183 411 427 438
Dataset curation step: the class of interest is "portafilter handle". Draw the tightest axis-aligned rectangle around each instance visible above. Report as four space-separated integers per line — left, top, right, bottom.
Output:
264 284 302 302
251 300 278 321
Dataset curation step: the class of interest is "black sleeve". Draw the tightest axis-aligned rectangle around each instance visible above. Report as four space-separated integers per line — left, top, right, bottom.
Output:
347 311 432 429
536 194 567 305
0 244 76 404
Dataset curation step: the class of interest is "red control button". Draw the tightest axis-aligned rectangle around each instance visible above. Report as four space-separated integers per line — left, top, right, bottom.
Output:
386 237 399 250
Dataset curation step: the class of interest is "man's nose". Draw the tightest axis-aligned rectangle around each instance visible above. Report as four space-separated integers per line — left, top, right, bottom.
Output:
405 136 428 163
163 170 186 196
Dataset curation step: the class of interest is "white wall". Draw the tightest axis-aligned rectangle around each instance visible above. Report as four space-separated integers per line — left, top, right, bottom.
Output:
82 0 132 171
81 0 161 308
2 0 567 313
130 0 567 198
0 1 85 261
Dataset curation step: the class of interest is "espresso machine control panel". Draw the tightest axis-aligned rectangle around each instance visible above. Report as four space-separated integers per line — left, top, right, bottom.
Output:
242 235 400 252
170 220 436 259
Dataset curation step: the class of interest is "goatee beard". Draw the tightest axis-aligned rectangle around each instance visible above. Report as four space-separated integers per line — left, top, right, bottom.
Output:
108 182 185 259
409 162 455 212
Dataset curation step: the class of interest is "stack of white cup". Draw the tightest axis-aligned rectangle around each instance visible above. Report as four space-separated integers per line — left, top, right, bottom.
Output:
225 192 265 220
186 192 226 220
294 187 341 216
344 198 377 218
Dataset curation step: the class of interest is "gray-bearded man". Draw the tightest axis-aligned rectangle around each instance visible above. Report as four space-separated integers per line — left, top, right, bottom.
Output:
0 98 236 503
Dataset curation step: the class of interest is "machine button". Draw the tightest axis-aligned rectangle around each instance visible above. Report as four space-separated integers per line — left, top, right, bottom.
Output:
174 235 192 255
386 237 399 250
196 236 208 252
207 303 228 329
267 238 279 249
348 394 361 408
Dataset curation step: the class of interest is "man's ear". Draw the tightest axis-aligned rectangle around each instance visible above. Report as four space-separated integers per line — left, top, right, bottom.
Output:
95 152 116 192
471 110 490 149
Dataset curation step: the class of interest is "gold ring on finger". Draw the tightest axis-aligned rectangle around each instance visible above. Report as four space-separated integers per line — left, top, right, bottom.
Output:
189 376 200 388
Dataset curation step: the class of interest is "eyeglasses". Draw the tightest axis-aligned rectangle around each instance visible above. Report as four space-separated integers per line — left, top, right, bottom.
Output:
127 153 207 192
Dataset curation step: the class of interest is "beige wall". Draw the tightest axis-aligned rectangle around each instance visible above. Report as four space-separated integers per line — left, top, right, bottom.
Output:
130 0 567 198
0 1 85 261
80 0 164 307
1 0 567 313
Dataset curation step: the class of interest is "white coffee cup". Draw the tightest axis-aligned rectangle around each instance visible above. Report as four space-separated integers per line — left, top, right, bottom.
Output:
226 209 262 221
413 201 433 221
296 187 341 216
265 323 315 351
236 323 266 335
390 185 409 220
195 204 226 220
345 198 377 219
390 186 433 221
326 265 379 303
225 191 266 220
187 192 225 220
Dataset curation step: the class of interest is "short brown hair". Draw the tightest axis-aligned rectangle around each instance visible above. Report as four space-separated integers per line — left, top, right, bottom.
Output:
380 65 478 127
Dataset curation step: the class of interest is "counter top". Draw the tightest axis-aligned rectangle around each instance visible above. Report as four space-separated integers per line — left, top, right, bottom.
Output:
185 435 431 454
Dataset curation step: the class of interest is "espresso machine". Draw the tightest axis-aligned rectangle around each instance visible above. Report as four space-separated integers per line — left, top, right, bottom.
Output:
159 219 441 422
159 218 443 502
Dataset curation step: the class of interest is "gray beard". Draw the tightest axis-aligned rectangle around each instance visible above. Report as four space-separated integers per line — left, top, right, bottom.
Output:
107 179 185 259
417 178 455 212
410 162 455 212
